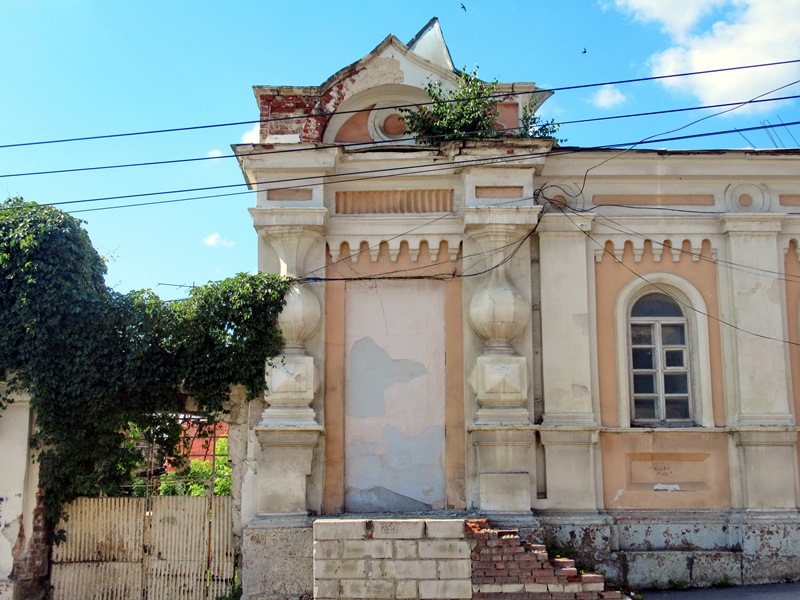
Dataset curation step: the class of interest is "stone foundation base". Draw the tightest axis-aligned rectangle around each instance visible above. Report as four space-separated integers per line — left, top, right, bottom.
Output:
508 510 800 589
240 511 800 598
242 518 313 600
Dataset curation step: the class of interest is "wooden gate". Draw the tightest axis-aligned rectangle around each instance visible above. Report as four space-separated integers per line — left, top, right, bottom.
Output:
51 496 234 600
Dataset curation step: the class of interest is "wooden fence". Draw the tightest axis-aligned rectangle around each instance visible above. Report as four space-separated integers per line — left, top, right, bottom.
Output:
51 496 234 600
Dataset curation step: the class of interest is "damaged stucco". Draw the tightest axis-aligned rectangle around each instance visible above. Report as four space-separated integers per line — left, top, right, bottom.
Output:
344 281 446 512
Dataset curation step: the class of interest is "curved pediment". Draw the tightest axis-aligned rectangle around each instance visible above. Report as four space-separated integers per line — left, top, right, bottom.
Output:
322 84 429 145
249 18 550 145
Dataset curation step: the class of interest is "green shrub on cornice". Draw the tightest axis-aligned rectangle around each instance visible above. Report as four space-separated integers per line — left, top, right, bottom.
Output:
0 198 289 530
401 69 501 145
401 68 561 145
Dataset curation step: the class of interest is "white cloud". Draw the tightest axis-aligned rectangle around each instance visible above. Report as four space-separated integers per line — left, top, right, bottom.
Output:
614 0 800 114
614 0 729 39
592 85 628 109
203 232 234 248
241 124 260 143
206 149 224 165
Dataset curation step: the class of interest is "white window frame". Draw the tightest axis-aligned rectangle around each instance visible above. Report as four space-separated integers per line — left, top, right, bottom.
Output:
614 274 714 428
629 294 692 426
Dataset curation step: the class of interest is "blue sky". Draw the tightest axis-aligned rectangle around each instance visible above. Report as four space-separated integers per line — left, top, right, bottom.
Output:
2 0 798 298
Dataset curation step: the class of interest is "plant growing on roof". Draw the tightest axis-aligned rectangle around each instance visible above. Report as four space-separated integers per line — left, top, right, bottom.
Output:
401 68 561 145
517 99 561 140
400 68 501 145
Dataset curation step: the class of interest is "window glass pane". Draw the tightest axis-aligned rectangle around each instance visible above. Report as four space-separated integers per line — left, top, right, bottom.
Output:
631 293 683 317
634 374 656 394
634 398 657 419
632 348 654 369
665 397 690 419
661 324 686 345
630 324 653 345
665 349 684 368
663 373 688 394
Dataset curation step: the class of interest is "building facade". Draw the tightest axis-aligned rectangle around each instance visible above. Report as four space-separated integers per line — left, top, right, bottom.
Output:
230 19 800 598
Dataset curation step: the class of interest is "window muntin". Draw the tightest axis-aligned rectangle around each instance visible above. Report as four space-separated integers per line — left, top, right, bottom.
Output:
629 293 692 426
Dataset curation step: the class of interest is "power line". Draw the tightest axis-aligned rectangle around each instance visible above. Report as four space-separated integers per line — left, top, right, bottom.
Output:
2 58 798 150
46 120 800 213
565 204 800 284
553 78 800 201
553 202 800 348
4 93 799 180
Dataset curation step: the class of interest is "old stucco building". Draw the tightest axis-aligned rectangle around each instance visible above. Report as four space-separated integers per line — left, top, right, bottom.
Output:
228 18 800 599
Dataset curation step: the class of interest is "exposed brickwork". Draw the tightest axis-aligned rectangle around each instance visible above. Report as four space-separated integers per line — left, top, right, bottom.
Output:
10 490 49 600
466 519 620 600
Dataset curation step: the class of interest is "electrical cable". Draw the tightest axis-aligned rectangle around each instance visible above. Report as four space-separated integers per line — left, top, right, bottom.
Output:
558 202 800 284
4 93 799 180
552 202 800 348
563 79 800 200
52 119 800 214
2 58 798 150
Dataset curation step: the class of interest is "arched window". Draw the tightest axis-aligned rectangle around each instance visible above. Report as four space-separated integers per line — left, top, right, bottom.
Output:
629 293 692 426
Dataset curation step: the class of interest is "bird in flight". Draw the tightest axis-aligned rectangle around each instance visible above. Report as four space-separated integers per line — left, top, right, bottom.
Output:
461 3 467 11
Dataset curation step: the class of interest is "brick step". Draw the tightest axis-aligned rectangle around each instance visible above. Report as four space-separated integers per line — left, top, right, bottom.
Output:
466 519 621 600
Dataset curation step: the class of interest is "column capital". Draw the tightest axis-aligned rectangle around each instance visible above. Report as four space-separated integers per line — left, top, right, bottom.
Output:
718 213 784 234
537 213 595 234
460 205 541 231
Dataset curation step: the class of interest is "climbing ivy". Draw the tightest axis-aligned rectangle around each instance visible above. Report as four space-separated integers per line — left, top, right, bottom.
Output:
401 69 561 145
0 198 289 529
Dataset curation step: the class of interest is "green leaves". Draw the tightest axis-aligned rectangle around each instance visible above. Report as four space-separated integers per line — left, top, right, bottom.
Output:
0 199 289 529
400 69 561 145
401 69 500 146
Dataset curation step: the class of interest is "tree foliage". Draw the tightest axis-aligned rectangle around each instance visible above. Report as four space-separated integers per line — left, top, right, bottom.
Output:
158 437 232 497
400 69 561 145
0 198 289 529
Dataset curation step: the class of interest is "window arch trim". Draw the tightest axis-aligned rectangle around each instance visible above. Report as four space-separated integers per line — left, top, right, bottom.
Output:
614 273 714 428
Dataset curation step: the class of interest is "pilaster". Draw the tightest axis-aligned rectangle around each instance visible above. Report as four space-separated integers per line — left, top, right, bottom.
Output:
538 213 597 426
250 207 328 517
718 214 791 425
462 206 539 513
538 428 600 511
734 429 799 510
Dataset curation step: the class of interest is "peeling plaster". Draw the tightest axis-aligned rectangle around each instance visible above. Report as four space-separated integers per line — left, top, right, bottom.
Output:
345 336 427 418
346 424 445 512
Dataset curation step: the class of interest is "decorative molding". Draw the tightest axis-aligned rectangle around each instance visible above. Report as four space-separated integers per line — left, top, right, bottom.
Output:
724 183 770 213
326 215 462 262
780 194 800 206
267 188 314 201
475 186 524 199
335 189 453 214
718 213 784 234
614 273 715 429
593 194 715 206
593 237 713 263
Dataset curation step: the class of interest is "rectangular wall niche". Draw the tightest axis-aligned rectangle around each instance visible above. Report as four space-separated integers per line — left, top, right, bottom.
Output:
344 280 446 512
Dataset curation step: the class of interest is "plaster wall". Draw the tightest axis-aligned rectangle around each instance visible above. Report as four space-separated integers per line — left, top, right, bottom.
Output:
594 239 725 428
600 431 731 509
784 242 800 473
323 241 464 513
0 392 36 597
462 236 536 503
343 278 447 511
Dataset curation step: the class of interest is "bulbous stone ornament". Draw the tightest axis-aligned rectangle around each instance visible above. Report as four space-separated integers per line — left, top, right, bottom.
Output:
278 283 321 354
468 269 530 354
